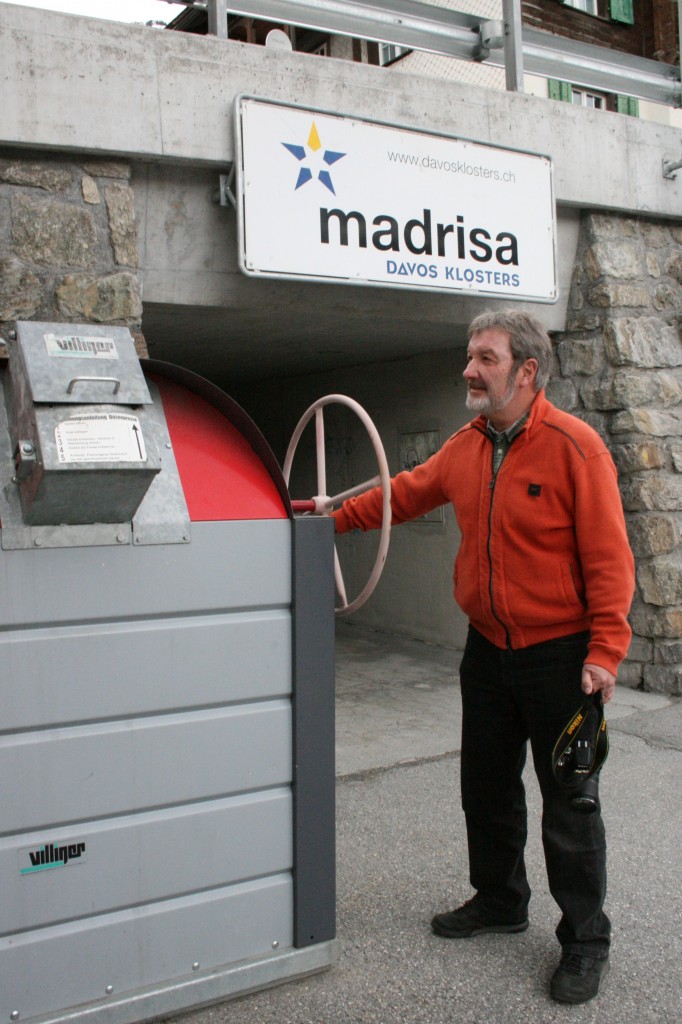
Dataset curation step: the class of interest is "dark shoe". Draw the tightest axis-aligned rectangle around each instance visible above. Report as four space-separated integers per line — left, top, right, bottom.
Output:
431 898 529 938
550 953 610 1004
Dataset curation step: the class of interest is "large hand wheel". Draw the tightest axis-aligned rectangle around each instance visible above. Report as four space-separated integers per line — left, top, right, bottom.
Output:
283 395 391 615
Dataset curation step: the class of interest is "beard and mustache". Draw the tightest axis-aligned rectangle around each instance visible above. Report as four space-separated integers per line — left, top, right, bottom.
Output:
465 367 518 418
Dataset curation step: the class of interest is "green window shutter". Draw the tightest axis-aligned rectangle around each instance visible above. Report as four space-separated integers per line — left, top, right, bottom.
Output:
548 79 573 102
616 94 639 116
610 0 634 25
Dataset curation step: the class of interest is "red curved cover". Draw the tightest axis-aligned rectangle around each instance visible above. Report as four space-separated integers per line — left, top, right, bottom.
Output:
155 376 287 522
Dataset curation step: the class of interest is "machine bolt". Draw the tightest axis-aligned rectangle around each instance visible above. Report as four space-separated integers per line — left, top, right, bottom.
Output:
165 442 172 449
10 1012 19 1021
272 940 279 949
20 442 35 456
8 330 16 341
105 986 113 996
192 962 200 971
116 534 127 543
33 538 43 547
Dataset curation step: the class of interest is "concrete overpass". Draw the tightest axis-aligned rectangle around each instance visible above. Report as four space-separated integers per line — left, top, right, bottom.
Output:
1 1 681 382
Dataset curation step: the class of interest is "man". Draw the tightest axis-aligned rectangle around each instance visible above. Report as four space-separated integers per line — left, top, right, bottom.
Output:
332 310 634 1005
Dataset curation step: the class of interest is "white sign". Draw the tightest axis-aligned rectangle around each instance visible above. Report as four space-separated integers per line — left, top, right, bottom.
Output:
44 334 119 359
236 98 557 302
55 413 147 464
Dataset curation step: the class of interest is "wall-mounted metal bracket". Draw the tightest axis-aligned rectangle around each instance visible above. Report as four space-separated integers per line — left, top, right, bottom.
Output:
663 157 682 180
217 166 237 208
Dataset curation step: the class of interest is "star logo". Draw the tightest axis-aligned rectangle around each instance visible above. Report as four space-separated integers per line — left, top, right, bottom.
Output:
282 121 346 194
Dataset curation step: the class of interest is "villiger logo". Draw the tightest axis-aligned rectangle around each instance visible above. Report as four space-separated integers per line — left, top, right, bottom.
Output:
282 121 346 195
20 841 86 875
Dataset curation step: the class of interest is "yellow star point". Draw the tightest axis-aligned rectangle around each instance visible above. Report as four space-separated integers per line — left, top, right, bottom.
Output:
307 122 322 152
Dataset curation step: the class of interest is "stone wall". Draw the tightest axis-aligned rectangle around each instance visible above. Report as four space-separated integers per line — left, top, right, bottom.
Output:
0 150 145 354
550 212 682 695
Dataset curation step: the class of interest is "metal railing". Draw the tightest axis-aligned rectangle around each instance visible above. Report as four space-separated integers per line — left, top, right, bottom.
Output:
161 0 682 107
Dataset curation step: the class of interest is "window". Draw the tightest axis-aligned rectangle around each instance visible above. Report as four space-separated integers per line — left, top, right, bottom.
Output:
559 0 634 23
564 0 599 13
379 43 410 66
572 88 605 109
548 79 639 117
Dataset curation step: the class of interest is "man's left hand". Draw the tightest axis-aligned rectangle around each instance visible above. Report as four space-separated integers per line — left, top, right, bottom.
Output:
582 663 616 704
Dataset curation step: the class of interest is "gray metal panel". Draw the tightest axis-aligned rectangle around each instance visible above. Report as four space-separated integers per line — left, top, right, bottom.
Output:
0 610 291 731
3 791 292 932
292 516 336 948
0 942 336 1024
1 875 293 1022
13 322 152 405
0 703 292 834
0 520 291 627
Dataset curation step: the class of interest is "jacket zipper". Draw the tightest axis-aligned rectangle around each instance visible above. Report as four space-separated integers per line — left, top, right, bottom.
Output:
486 434 523 650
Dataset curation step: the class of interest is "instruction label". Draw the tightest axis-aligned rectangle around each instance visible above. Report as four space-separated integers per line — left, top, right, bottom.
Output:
55 413 147 464
44 334 119 359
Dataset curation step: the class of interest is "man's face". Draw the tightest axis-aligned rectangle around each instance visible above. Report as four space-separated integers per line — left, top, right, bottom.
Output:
463 329 519 418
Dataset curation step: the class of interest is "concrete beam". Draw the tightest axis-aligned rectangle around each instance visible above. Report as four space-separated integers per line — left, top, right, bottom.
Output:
1 3 681 219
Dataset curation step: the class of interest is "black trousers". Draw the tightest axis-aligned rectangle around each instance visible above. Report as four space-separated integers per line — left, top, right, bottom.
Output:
459 626 610 958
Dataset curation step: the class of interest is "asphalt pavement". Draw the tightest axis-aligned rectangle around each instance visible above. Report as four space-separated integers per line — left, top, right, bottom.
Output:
172 622 681 1024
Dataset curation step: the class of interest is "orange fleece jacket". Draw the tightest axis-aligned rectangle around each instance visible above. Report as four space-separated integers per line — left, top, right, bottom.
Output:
333 391 634 675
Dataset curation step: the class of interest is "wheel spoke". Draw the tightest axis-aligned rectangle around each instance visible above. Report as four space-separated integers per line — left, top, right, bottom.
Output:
327 475 381 509
315 407 327 497
333 545 348 608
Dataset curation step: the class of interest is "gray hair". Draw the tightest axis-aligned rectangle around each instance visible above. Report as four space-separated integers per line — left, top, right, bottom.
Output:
467 309 553 391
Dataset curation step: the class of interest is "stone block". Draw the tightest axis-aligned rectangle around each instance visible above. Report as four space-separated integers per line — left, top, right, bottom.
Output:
617 661 644 689
586 282 650 308
667 252 682 284
627 634 653 663
83 160 130 179
569 287 584 312
11 194 95 269
556 338 604 377
0 256 42 320
626 513 679 557
645 252 661 279
671 446 682 472
653 283 680 311
639 221 670 248
1 161 71 192
610 408 682 437
56 271 142 323
637 556 682 606
620 474 682 512
611 369 682 409
545 378 577 411
604 317 682 369
620 217 639 238
629 601 682 639
105 185 138 268
565 313 602 333
642 663 681 695
82 175 100 205
584 213 622 242
653 639 682 664
583 243 640 282
611 442 665 474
